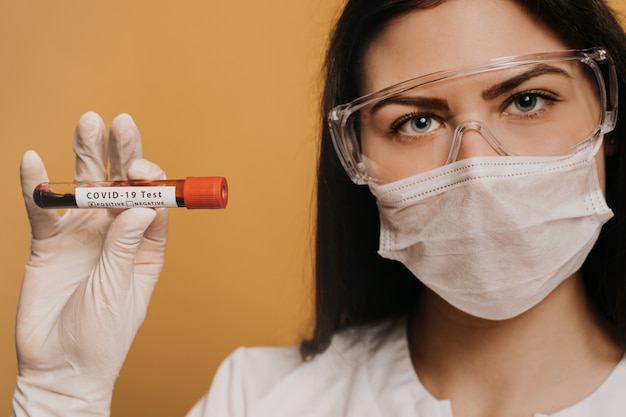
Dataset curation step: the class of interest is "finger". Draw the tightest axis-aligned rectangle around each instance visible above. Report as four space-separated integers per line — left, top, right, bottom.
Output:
135 206 169 279
20 150 59 239
95 208 158 302
108 114 143 181
126 159 169 281
74 112 108 183
127 159 166 181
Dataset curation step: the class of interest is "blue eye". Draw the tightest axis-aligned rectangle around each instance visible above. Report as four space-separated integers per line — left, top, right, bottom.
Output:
393 114 442 136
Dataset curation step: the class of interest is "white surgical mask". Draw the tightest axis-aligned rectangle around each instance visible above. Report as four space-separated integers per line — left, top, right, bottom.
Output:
369 139 613 320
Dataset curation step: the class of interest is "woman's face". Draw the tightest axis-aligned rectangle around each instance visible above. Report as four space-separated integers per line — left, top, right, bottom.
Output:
359 0 607 187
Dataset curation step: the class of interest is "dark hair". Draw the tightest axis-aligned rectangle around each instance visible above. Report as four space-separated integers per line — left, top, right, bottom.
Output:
301 0 626 358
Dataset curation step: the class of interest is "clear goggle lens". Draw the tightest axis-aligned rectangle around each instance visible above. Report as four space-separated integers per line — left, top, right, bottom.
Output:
329 48 618 184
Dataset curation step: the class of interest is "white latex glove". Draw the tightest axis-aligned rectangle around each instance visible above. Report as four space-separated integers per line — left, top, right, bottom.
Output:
12 112 169 417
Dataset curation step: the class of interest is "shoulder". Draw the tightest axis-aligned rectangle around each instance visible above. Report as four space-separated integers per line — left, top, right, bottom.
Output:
584 353 626 414
541 353 626 416
186 319 407 417
220 320 399 395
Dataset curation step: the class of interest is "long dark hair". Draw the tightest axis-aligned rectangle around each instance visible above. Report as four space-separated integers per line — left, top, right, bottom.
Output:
301 0 626 359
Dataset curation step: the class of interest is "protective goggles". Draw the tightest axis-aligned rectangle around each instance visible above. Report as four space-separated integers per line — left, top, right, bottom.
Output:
329 48 618 184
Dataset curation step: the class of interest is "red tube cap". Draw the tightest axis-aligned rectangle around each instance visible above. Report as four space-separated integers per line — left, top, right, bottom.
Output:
183 177 228 209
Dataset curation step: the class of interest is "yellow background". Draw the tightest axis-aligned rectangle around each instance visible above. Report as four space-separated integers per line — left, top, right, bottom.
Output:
1 1 625 416
0 0 341 415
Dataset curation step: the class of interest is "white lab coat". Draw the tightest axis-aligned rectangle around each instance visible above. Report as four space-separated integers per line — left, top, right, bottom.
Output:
186 320 626 417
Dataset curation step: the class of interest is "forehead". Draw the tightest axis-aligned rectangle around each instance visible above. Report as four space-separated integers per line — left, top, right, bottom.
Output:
361 0 570 95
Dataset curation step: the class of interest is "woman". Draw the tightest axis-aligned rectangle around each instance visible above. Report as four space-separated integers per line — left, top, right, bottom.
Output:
12 0 626 416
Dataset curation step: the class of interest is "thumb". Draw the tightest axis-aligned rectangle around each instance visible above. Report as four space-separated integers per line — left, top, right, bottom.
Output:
96 208 158 300
20 150 58 239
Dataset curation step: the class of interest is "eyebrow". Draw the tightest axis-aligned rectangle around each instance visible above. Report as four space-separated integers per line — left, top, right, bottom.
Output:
367 64 572 115
481 64 572 100
369 96 450 115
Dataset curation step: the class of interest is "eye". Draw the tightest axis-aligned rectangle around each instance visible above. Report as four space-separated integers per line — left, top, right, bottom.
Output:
391 113 443 137
504 91 557 117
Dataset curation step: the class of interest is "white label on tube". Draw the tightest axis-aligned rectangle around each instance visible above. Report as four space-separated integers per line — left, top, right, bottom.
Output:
75 186 178 208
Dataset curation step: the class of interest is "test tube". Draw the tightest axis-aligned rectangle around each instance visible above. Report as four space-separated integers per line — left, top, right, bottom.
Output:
33 177 228 209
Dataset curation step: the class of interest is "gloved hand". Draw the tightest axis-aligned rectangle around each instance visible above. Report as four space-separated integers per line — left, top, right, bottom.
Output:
12 112 169 416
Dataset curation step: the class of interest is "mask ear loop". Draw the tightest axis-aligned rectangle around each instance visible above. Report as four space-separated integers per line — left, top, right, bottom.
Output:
592 133 605 155
574 130 605 158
